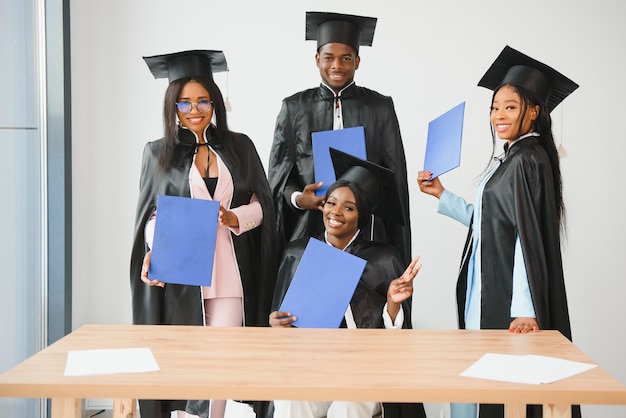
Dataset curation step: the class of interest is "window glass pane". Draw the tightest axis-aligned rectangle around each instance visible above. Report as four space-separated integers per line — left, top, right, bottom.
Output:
0 0 45 415
0 130 42 417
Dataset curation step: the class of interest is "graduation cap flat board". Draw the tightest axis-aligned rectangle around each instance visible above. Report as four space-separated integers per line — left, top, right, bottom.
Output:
312 126 366 197
477 45 579 112
305 11 377 53
423 101 465 180
149 195 219 286
278 237 367 328
143 50 228 83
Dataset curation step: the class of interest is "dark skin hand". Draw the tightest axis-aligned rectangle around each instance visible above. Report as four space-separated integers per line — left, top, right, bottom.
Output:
509 317 540 333
218 205 239 228
416 171 444 199
295 181 325 211
269 310 297 328
140 250 164 287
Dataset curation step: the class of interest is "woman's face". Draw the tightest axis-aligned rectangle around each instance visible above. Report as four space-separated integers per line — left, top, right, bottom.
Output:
176 80 213 138
490 85 538 142
323 186 360 247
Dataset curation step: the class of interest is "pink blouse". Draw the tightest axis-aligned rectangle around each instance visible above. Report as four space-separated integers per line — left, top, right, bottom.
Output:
146 149 263 299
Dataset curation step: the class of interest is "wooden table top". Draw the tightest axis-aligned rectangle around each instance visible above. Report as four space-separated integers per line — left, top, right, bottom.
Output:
1 324 625 406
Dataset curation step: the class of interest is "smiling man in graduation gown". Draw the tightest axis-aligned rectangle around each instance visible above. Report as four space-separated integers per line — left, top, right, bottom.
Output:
268 11 412 265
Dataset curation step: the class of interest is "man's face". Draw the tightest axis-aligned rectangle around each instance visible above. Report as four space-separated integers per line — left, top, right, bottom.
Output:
315 42 360 93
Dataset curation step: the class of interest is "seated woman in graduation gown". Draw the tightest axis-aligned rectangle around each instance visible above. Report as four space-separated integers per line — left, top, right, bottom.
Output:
269 149 427 418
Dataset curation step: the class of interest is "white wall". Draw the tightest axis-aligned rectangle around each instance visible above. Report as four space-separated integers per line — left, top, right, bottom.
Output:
70 1 626 417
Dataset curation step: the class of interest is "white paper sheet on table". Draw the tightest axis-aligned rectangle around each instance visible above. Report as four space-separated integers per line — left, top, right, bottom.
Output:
461 353 596 384
64 347 160 376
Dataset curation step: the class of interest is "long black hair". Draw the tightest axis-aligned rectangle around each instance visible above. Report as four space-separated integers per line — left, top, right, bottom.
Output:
488 83 565 231
158 76 230 171
324 179 371 230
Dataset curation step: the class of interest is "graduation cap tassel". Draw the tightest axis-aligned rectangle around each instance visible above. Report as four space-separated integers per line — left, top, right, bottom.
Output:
224 70 232 112
557 105 568 158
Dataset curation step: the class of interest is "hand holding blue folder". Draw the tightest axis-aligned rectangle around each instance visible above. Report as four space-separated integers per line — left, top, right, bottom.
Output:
149 195 219 286
279 238 367 328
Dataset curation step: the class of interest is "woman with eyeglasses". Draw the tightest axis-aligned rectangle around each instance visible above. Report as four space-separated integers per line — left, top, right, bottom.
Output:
130 50 277 418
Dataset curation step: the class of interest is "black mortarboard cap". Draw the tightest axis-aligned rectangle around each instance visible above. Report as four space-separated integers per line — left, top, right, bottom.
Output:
329 148 404 225
478 45 579 112
305 11 377 53
143 50 228 83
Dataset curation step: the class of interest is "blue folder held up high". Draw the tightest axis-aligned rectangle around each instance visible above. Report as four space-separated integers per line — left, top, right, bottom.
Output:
279 237 367 328
149 195 219 286
311 126 367 197
424 101 465 180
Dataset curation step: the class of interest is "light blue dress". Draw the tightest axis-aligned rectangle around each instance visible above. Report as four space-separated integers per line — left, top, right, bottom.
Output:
438 155 536 418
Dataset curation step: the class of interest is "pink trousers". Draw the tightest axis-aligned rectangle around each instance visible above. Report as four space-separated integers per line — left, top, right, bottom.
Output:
176 297 243 418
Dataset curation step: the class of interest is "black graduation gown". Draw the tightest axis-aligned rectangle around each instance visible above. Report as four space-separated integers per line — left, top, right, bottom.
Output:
272 234 426 418
455 137 579 418
129 125 278 418
268 83 412 265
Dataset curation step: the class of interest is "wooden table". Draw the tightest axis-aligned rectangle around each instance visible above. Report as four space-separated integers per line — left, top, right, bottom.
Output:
0 325 625 418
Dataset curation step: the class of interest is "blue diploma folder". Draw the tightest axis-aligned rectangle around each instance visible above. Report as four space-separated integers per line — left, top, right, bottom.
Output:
424 101 465 180
311 126 367 196
279 238 367 328
149 195 219 286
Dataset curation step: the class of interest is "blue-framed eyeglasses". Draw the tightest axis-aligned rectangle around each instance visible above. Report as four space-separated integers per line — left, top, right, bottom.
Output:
176 100 213 114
